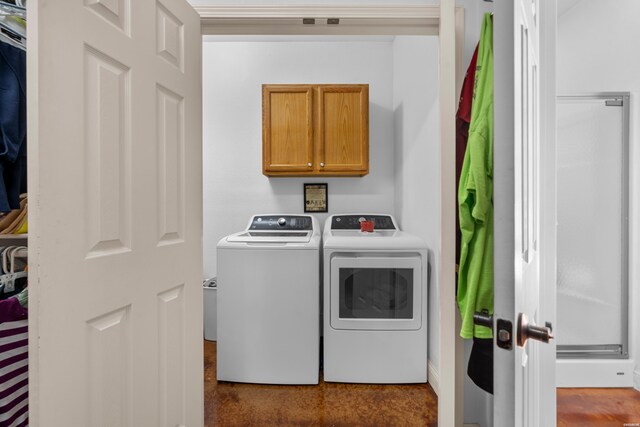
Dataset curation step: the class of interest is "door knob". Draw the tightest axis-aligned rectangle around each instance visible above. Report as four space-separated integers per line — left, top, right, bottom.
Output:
516 313 553 347
307 162 312 167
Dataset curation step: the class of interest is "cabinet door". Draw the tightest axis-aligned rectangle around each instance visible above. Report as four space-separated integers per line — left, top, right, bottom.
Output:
263 85 314 175
317 85 369 175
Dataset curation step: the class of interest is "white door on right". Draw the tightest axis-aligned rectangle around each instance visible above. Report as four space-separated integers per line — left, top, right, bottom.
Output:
493 0 557 426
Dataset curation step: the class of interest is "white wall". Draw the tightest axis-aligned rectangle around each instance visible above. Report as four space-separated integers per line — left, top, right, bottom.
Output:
203 39 396 278
392 34 440 375
557 0 640 390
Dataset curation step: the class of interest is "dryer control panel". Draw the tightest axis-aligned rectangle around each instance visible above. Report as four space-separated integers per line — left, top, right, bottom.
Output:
331 215 396 230
249 215 313 231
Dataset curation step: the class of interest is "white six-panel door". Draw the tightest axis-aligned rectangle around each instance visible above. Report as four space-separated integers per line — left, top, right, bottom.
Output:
514 0 543 423
27 0 203 425
513 1 558 425
494 0 556 425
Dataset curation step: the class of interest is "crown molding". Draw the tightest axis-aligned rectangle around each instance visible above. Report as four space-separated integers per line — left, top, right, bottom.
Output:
195 5 442 19
195 5 462 36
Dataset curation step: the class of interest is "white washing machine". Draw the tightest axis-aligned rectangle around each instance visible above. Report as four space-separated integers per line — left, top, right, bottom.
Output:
323 214 428 383
216 214 320 384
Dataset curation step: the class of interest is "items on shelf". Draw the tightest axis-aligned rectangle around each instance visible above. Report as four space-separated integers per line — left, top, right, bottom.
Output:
0 245 27 300
0 1 25 53
0 5 28 423
0 2 27 214
0 194 27 234
0 244 28 427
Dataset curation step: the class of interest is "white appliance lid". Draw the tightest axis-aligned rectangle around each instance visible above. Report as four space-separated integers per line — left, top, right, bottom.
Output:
224 214 316 244
226 230 312 244
323 230 427 250
330 214 397 230
323 214 427 250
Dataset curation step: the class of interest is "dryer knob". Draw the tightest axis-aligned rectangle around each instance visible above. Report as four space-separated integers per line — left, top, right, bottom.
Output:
277 217 287 227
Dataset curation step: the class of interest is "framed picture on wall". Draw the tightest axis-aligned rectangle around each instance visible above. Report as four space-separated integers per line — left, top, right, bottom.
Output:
304 183 328 213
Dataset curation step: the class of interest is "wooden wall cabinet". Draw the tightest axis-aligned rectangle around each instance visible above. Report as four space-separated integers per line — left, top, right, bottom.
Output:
262 84 369 177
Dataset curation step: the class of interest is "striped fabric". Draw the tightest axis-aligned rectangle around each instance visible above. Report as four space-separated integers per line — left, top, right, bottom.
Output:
0 316 28 427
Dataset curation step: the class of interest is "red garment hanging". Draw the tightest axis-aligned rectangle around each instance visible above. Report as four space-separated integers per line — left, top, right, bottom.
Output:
456 44 480 266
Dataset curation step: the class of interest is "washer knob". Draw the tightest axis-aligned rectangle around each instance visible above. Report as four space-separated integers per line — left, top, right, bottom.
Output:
277 217 287 227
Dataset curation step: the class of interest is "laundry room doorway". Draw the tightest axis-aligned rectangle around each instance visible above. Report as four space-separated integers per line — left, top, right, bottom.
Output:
197 4 464 426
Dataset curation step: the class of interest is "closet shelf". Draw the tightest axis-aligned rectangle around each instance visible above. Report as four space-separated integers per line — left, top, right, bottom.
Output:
0 234 27 243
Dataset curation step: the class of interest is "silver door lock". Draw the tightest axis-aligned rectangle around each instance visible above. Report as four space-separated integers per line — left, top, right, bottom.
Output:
496 318 513 350
473 310 513 350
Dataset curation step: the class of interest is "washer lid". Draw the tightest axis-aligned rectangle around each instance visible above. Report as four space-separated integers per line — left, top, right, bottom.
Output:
226 230 312 244
223 214 317 244
323 230 427 250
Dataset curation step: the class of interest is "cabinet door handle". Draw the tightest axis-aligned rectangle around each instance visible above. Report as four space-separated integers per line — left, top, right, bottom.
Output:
307 163 312 167
320 162 325 167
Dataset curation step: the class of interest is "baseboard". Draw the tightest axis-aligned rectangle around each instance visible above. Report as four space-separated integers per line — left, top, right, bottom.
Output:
463 424 480 427
557 359 634 388
427 359 439 396
634 369 640 391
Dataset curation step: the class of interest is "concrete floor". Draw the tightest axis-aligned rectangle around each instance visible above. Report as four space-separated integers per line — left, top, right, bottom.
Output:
204 340 438 426
204 340 640 426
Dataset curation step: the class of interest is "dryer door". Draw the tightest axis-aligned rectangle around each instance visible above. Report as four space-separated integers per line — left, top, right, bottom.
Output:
330 256 422 330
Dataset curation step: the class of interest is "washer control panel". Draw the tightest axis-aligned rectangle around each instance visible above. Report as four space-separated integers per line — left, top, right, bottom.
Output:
331 215 396 230
250 215 313 231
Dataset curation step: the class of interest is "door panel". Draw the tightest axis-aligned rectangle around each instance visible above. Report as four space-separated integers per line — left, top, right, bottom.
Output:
84 45 132 257
494 0 557 425
515 5 541 425
28 0 203 425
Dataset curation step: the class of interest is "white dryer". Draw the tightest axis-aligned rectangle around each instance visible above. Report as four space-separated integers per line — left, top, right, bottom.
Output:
217 214 320 384
323 214 428 383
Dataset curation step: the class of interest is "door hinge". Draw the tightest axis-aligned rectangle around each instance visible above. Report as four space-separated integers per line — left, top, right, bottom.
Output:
605 99 623 107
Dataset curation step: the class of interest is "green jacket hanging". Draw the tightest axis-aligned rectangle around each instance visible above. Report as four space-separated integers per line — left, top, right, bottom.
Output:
457 13 494 339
